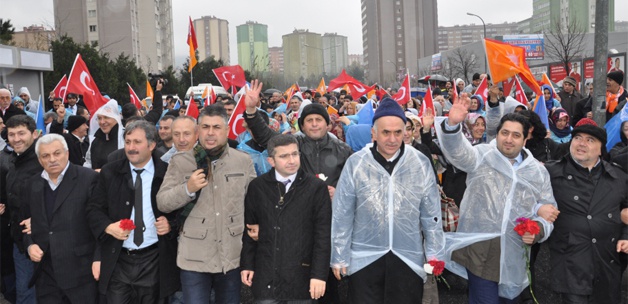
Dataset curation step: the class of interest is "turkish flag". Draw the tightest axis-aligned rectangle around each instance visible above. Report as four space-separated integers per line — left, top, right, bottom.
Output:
375 87 388 100
127 83 141 109
228 87 247 139
502 77 516 97
420 85 434 117
514 77 529 106
53 75 67 99
212 65 247 91
475 76 489 102
392 74 411 105
328 69 375 100
484 38 541 96
65 54 107 115
185 99 200 119
450 80 459 104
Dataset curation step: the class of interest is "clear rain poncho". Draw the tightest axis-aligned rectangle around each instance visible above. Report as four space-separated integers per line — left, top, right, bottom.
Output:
434 119 557 299
83 99 124 168
331 144 445 281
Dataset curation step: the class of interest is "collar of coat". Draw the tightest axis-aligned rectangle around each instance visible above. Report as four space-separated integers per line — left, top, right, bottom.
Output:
551 155 620 179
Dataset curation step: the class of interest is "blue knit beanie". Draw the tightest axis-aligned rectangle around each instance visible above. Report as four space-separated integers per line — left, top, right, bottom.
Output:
372 98 407 125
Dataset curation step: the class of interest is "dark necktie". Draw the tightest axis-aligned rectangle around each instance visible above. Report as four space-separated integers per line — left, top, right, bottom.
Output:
133 168 144 246
282 179 290 187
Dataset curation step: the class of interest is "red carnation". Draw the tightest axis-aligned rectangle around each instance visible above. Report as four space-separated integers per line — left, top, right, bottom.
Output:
120 219 136 231
428 260 445 276
514 217 540 236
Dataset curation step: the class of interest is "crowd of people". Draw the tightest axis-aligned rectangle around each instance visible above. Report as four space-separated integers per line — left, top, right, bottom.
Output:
0 68 625 304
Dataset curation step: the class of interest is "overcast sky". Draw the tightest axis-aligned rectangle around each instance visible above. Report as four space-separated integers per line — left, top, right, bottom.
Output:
5 0 627 68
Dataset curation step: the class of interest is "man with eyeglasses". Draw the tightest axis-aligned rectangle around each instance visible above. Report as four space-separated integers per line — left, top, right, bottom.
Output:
0 89 26 124
240 134 331 303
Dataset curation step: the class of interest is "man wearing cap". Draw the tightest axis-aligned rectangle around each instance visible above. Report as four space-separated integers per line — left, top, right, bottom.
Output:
50 114 90 166
545 123 628 303
557 76 583 123
243 80 352 303
331 97 444 303
605 70 627 121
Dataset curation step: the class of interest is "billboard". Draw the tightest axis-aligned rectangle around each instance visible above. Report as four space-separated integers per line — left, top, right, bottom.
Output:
431 53 442 71
503 34 544 60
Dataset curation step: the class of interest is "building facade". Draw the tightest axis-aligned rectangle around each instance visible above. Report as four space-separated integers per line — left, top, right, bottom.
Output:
437 22 521 52
348 54 364 66
282 29 323 81
361 0 438 85
54 0 174 72
236 21 268 73
321 33 349 76
193 16 230 64
268 46 284 75
12 25 55 51
530 0 615 34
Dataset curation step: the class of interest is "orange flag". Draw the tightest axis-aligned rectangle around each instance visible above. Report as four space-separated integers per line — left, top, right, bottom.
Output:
327 105 338 115
146 80 154 100
187 17 198 72
316 78 326 96
484 38 541 95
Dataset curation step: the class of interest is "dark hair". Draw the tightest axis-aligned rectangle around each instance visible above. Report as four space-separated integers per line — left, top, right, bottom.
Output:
517 110 546 139
267 134 298 157
198 104 228 125
125 116 146 127
124 120 158 144
340 90 347 95
160 114 175 123
53 97 63 103
76 106 89 117
166 95 173 101
122 103 139 120
344 95 353 101
6 114 36 132
314 92 321 98
496 113 530 138
223 99 237 107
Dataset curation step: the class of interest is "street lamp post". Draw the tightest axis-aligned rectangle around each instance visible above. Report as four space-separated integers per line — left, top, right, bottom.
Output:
467 12 488 73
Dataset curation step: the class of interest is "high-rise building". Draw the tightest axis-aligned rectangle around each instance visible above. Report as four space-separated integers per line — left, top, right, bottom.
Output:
193 16 230 64
615 21 628 32
268 47 284 74
54 0 174 71
12 25 55 51
437 22 521 52
530 0 614 34
282 29 323 81
361 0 438 84
348 54 364 66
236 21 269 73
321 33 349 76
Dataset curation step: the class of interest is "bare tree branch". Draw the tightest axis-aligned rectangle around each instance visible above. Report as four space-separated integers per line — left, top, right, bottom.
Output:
544 17 586 74
447 48 480 83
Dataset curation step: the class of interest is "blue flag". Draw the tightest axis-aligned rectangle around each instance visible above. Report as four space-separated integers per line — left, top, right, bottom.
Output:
36 95 46 134
173 100 180 110
533 95 549 130
605 103 628 151
357 99 374 125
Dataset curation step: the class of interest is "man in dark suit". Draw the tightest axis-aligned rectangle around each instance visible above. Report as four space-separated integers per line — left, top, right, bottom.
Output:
87 120 179 303
21 134 99 303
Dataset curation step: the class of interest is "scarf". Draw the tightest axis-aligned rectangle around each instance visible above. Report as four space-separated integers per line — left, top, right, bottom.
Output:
177 143 228 228
549 108 571 138
606 86 625 113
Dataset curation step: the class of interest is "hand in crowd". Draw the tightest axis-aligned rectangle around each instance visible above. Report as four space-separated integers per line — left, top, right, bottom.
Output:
310 278 326 300
327 186 336 200
105 220 131 240
92 261 101 281
20 218 31 234
447 93 470 126
156 79 163 91
245 80 263 114
337 116 351 126
487 85 500 103
0 203 5 215
537 204 560 223
154 216 171 235
521 232 535 245
28 244 44 262
622 208 628 225
49 91 55 98
586 111 593 119
241 270 254 286
246 224 259 241
187 169 209 193
422 107 434 131
56 106 66 123
332 266 347 281
617 240 628 254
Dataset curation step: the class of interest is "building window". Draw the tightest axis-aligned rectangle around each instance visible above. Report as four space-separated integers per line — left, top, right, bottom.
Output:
89 25 97 32
88 10 96 17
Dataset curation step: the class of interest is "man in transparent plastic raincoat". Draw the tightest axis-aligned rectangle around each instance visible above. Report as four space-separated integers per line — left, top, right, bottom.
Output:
331 98 445 304
434 95 557 303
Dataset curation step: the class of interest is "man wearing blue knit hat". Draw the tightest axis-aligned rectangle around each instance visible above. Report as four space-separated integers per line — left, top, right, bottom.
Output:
331 97 445 303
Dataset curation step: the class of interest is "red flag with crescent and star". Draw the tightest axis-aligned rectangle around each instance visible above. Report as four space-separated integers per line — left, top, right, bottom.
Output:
228 87 248 139
127 83 141 109
327 69 375 100
65 54 108 114
53 75 68 99
392 73 410 105
212 65 247 92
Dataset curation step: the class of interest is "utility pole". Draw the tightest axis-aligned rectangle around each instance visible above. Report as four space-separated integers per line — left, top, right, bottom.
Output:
592 0 608 126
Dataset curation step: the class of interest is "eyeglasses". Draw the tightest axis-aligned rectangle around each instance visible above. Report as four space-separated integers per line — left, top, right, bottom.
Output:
275 151 300 160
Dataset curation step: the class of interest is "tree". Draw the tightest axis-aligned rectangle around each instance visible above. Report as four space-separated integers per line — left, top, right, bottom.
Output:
544 17 586 75
0 19 15 45
446 48 480 83
346 62 365 83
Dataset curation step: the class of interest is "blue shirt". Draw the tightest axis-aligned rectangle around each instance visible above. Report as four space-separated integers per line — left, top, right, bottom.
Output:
123 159 158 249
